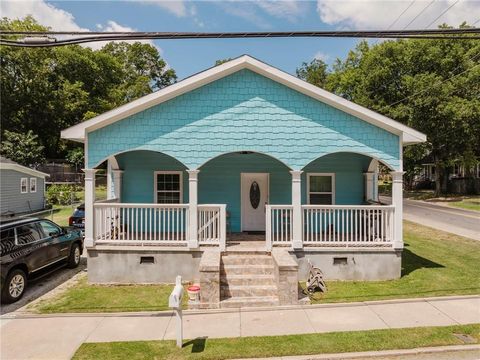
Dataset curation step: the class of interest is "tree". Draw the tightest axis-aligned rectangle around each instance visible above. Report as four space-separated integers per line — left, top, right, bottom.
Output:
215 58 233 66
66 147 84 171
296 58 329 88
1 130 45 167
0 17 177 159
322 27 480 195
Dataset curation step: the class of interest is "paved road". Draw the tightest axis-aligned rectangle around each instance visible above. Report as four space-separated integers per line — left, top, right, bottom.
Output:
381 197 480 241
1 295 479 360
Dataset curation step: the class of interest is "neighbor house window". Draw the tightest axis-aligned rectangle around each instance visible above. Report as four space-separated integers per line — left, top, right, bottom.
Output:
154 171 182 204
20 178 28 194
307 173 335 205
30 178 37 193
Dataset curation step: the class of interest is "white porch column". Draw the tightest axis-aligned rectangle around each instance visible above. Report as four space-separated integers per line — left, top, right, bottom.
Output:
83 169 97 248
391 171 404 249
290 170 303 250
112 170 124 201
364 172 375 202
187 170 199 249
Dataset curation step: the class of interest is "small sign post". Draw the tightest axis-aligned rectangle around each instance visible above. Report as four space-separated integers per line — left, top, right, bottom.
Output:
169 275 184 348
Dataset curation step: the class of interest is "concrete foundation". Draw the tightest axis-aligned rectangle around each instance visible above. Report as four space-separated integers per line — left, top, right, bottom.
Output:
87 246 202 284
293 249 402 281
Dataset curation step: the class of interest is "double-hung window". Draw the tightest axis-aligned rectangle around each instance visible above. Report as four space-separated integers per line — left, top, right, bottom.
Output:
30 178 37 193
154 171 182 204
307 173 335 205
20 178 28 194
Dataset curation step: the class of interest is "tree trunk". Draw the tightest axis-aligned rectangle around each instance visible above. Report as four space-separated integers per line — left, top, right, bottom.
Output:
434 163 449 196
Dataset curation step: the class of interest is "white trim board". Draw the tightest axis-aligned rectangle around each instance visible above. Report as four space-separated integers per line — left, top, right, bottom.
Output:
61 55 426 145
1 163 49 178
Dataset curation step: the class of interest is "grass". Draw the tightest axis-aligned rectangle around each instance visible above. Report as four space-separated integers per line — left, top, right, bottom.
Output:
72 324 480 360
33 221 479 314
304 221 480 303
33 276 189 313
448 198 480 212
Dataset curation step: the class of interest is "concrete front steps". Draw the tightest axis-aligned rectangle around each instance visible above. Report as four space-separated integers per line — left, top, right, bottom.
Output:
219 251 280 308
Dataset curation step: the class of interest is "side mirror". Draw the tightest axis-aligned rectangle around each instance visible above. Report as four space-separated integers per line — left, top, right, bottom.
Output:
49 231 61 237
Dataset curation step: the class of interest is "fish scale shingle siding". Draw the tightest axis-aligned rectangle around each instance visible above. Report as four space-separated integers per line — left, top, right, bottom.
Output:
88 69 400 170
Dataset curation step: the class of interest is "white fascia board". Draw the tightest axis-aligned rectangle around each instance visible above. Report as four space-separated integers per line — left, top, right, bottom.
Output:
61 55 426 145
0 163 49 178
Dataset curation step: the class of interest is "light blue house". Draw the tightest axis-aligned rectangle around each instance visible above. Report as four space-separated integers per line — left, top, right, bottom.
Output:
62 56 426 308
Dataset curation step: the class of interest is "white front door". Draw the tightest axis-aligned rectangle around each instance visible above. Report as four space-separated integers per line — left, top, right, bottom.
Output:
241 173 269 232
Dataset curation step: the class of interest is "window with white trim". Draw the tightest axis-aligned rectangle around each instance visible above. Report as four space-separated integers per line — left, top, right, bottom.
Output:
154 171 182 204
307 173 335 205
20 178 28 194
30 178 37 193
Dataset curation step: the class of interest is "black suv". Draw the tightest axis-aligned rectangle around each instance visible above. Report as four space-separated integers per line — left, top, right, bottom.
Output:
0 218 84 303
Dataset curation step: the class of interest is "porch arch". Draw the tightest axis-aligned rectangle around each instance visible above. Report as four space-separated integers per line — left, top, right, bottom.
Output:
301 150 395 172
198 151 292 233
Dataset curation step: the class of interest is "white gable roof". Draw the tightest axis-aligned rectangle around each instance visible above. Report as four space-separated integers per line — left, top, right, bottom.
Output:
0 157 49 178
61 55 426 145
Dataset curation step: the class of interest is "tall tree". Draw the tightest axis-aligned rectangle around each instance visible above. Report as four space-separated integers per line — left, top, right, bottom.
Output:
296 58 329 88
1 130 45 167
0 17 177 160
323 27 479 195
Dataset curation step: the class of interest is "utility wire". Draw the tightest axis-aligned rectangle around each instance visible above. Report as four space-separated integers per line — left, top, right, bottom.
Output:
0 28 478 47
403 0 436 29
387 0 417 30
425 0 460 29
387 51 480 108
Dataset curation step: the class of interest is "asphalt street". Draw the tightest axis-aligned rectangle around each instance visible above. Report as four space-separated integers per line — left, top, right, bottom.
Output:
381 196 480 241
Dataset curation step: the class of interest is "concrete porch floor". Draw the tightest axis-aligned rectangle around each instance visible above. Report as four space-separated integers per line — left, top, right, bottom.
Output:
226 233 266 252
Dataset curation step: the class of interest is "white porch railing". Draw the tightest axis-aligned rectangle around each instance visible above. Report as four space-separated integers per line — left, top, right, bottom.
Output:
197 204 227 250
302 205 395 246
266 205 395 248
94 203 189 245
266 205 293 249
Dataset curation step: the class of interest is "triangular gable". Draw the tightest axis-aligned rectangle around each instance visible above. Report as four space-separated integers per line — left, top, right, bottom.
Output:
61 55 426 145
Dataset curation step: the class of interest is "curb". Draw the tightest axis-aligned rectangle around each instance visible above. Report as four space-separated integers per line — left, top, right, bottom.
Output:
3 294 478 319
240 344 480 360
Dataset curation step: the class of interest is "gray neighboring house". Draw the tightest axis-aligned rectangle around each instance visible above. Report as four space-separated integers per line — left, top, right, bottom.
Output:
0 156 49 216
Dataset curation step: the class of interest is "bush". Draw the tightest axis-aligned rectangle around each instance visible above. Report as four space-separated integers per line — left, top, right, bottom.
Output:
46 184 81 206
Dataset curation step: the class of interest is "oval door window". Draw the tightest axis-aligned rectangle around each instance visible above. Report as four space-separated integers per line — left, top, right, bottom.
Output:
250 181 261 209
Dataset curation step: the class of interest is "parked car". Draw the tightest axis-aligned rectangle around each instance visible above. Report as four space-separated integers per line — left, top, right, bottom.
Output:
0 218 84 303
69 203 85 230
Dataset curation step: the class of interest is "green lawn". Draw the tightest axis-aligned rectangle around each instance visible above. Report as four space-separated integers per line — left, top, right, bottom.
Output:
33 276 188 313
73 324 480 360
448 198 480 212
304 221 480 303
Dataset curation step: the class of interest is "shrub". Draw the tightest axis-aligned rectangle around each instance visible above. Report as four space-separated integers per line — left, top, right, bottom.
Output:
46 184 81 206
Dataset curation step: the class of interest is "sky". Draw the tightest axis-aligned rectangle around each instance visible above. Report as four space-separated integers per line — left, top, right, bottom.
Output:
1 0 479 79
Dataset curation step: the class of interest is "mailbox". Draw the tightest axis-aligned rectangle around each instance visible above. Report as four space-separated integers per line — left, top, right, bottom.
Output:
169 285 183 308
169 275 184 348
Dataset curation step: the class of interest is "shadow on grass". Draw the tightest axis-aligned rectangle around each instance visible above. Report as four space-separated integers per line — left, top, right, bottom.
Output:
401 242 444 277
183 337 207 353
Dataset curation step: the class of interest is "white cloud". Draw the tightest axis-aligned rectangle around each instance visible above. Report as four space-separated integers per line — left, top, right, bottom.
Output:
138 0 187 17
0 0 161 51
317 0 479 30
314 51 330 62
256 1 308 22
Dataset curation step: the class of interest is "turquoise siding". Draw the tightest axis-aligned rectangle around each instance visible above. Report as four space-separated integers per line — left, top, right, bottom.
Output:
116 151 373 232
88 69 400 170
116 151 189 203
199 152 291 232
302 153 372 205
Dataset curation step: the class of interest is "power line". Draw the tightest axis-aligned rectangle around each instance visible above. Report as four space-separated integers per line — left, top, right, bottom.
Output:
1 28 479 47
387 52 480 108
387 0 416 30
425 0 460 29
403 0 436 29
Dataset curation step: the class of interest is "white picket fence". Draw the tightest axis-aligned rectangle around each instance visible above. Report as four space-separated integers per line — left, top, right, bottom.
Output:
266 205 293 249
197 204 226 250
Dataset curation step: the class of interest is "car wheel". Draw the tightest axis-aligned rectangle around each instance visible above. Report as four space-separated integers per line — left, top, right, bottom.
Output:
1 269 27 303
67 243 81 268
